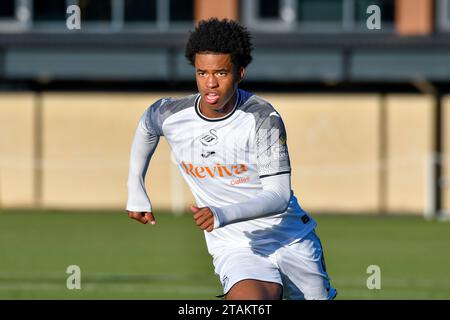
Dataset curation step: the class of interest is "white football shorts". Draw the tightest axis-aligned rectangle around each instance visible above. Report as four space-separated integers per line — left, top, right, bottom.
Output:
211 230 337 300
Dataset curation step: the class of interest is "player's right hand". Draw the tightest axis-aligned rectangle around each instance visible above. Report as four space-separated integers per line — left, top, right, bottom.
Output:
127 211 156 225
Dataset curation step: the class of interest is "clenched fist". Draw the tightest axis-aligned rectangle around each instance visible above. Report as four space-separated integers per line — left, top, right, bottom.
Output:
127 211 156 225
190 205 215 232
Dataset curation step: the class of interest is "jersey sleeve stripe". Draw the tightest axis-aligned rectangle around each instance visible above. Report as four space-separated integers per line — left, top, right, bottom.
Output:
259 171 291 179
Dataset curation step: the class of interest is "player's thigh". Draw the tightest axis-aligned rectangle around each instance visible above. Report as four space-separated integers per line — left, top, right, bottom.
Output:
277 230 335 300
212 246 282 298
226 279 282 300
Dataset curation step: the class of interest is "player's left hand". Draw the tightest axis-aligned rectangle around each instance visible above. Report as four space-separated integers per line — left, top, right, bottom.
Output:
190 205 215 232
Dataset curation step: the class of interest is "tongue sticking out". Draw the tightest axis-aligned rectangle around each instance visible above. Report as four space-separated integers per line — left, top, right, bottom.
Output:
205 93 219 104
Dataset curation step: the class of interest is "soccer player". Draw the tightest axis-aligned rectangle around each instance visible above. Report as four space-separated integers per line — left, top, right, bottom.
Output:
126 18 336 300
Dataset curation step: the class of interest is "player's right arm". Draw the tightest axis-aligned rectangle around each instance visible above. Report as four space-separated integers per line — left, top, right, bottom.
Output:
198 109 292 229
126 100 164 225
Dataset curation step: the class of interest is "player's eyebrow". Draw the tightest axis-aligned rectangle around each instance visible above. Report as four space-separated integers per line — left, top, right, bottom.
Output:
196 68 230 72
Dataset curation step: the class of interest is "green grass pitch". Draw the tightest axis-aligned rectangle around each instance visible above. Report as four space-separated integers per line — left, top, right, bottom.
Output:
0 209 449 299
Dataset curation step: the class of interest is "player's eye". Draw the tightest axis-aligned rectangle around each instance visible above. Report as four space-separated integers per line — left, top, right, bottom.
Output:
217 72 227 76
197 71 206 77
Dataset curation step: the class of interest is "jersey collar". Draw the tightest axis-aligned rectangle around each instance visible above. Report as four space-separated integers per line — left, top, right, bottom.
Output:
195 90 241 122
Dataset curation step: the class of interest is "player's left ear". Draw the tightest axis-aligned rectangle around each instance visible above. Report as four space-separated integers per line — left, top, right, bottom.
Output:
237 66 245 83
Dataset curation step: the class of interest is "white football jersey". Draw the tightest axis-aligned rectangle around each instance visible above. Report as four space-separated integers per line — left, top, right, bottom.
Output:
127 89 316 253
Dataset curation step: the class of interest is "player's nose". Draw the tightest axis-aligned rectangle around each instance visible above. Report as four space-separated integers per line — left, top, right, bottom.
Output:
206 75 218 88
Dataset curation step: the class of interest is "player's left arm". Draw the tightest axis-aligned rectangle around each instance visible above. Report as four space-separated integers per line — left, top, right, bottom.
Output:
191 111 292 231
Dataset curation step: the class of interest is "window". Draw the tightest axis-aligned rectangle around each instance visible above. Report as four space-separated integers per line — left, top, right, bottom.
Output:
0 0 30 31
124 0 156 22
437 0 450 31
0 0 15 18
123 0 193 29
34 0 67 21
79 0 112 22
259 0 280 19
243 0 395 32
298 0 343 23
0 0 193 32
170 0 193 22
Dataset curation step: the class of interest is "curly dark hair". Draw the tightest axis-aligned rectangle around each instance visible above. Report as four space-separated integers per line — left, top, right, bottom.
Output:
185 18 254 69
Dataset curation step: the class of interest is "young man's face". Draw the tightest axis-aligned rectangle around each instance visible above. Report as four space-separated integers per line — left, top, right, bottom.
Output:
195 53 244 113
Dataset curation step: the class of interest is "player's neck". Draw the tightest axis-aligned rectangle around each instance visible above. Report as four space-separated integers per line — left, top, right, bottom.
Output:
199 91 238 119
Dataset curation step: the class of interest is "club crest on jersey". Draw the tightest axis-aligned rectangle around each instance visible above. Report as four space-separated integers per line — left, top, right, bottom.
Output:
199 129 218 146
